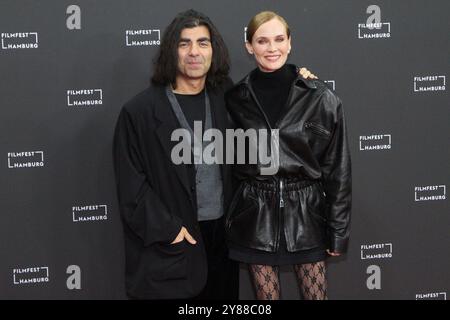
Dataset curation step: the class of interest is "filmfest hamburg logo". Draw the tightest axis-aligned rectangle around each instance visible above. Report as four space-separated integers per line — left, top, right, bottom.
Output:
358 22 391 39
413 75 446 92
125 29 160 46
1 32 38 49
415 292 447 300
67 89 103 106
13 266 49 285
359 134 391 151
358 5 391 39
72 205 108 222
7 151 44 168
360 243 393 259
414 185 446 201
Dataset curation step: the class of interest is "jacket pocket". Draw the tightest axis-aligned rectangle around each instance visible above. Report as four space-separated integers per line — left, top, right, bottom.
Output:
308 203 327 224
226 183 245 223
306 187 328 224
305 121 331 139
301 186 328 247
227 183 258 226
152 241 187 281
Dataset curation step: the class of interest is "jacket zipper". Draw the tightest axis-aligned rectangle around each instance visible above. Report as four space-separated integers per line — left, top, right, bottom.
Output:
305 122 330 137
276 178 285 251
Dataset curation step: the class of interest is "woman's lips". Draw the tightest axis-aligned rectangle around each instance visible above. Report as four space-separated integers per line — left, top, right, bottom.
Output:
265 55 281 62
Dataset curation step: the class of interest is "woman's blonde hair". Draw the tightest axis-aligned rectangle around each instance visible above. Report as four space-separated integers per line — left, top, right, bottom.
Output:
246 11 290 43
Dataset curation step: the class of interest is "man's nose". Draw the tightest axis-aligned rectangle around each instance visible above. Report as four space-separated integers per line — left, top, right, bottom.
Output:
188 43 200 55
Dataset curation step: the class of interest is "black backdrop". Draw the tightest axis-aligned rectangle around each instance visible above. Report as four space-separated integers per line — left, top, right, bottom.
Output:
1 0 448 299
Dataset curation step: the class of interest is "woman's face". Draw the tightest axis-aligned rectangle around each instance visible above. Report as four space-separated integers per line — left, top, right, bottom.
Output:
246 18 291 72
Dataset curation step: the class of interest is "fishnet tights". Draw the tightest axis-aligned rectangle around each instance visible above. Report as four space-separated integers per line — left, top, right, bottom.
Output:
248 261 327 300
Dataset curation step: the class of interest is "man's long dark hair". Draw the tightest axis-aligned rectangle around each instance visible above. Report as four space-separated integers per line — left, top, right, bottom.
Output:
151 9 230 89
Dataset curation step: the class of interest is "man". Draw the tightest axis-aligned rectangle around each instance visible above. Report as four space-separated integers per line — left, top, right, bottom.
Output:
113 9 316 299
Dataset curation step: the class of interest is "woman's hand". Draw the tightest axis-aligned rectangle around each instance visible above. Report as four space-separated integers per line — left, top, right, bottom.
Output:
326 249 341 257
299 67 318 79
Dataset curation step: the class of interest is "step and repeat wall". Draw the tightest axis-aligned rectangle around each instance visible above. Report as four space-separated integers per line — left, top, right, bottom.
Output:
0 0 448 299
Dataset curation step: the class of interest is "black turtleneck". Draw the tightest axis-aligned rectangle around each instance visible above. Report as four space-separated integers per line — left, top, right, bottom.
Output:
251 64 297 128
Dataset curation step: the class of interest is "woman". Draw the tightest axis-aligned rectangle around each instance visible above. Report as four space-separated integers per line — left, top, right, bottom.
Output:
225 11 352 300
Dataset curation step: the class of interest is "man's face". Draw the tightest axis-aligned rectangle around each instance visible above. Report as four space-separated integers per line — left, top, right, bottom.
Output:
177 26 213 81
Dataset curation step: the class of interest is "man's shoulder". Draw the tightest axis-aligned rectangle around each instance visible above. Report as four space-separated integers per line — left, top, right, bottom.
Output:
224 74 250 101
222 76 235 92
122 85 165 115
208 76 234 96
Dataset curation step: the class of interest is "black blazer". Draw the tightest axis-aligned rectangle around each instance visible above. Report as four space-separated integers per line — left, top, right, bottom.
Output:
113 80 234 299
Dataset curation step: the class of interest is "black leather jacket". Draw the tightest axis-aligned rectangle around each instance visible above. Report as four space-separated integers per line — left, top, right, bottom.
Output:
225 65 352 253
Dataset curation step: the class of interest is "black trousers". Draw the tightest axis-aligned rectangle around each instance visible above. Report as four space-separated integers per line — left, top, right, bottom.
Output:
194 216 239 300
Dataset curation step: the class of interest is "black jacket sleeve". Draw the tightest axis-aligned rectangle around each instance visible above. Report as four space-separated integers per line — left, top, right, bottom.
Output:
320 98 352 253
113 108 182 246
